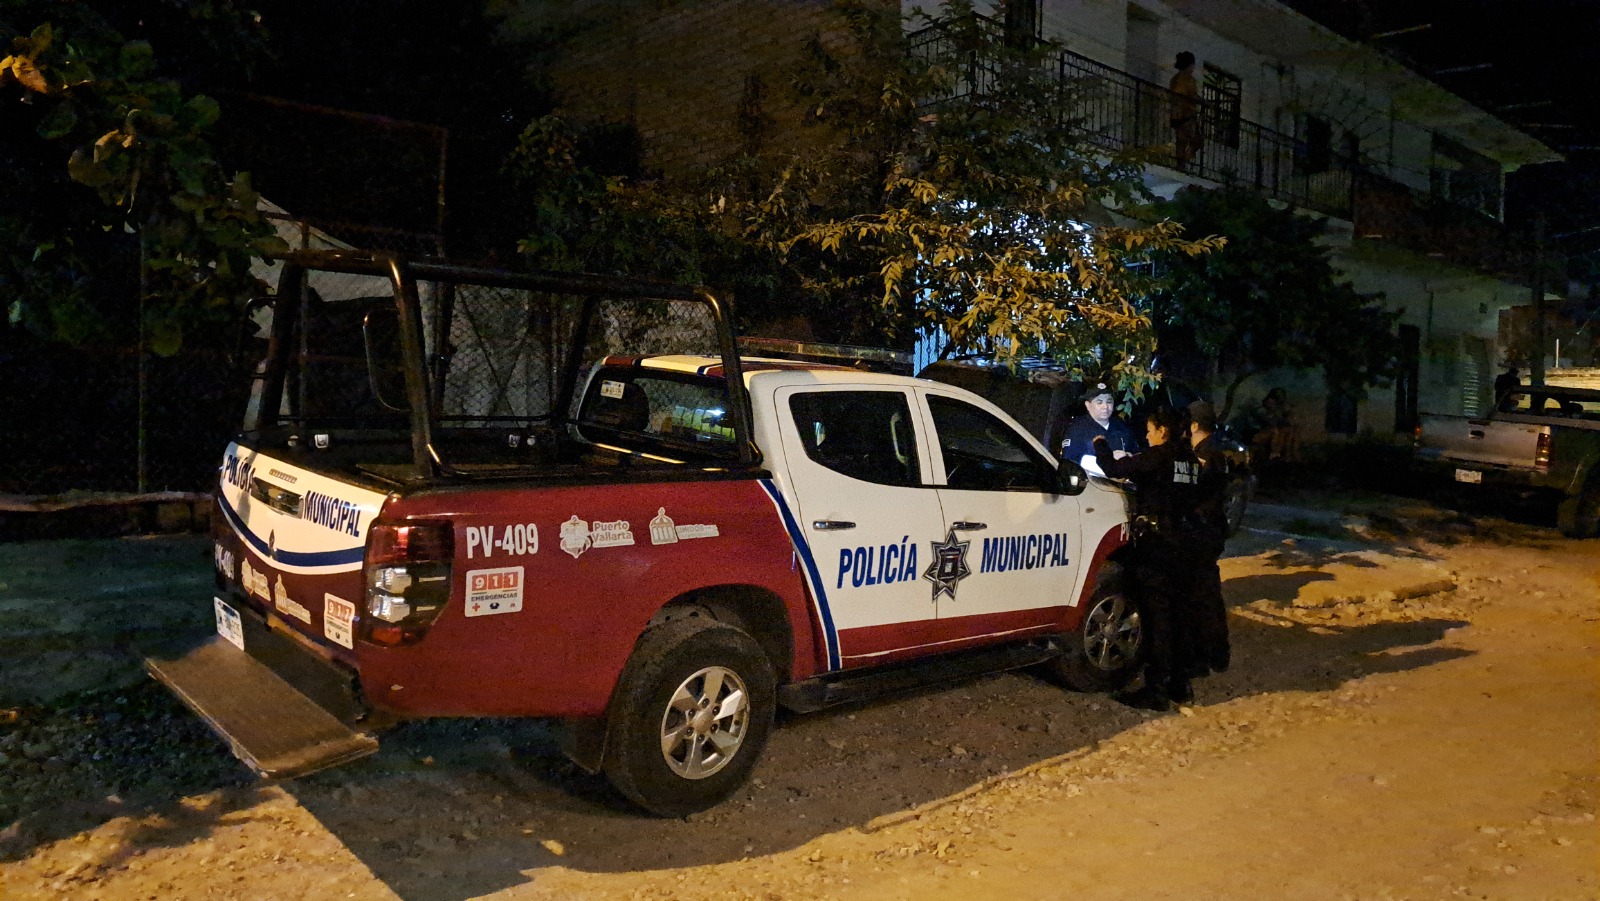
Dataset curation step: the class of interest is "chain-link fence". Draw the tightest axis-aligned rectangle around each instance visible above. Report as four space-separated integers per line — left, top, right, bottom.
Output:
0 339 243 495
241 255 729 472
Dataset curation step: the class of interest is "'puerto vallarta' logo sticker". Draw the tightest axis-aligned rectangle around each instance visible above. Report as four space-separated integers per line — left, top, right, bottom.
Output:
559 515 636 559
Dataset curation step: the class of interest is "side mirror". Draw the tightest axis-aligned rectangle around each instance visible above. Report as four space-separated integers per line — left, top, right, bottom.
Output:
1054 457 1088 496
232 295 274 371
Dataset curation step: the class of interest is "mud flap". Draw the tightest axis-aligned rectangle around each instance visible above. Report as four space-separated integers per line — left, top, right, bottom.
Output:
145 636 378 778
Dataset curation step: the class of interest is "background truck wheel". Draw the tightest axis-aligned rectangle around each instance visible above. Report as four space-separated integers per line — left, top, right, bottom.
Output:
1556 476 1600 538
1224 474 1253 537
603 617 776 817
1044 567 1142 692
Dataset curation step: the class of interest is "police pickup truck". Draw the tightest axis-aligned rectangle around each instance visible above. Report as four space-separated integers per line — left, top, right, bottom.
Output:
1414 385 1600 537
146 252 1135 816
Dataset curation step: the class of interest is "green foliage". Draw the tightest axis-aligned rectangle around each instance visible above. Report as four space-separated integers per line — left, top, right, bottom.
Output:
779 2 1220 397
506 116 791 310
1 7 286 352
1151 186 1400 417
509 0 1217 400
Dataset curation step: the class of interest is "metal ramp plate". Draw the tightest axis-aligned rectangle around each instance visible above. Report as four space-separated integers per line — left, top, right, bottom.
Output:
145 636 378 778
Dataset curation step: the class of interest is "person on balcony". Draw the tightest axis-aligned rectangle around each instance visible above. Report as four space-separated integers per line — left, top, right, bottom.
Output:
1169 51 1202 170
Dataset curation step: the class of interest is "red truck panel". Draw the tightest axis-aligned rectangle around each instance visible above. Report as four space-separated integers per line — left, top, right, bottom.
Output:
357 477 818 718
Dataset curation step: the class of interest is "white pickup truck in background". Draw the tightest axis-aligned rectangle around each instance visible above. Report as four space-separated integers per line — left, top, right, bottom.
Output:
1413 385 1600 537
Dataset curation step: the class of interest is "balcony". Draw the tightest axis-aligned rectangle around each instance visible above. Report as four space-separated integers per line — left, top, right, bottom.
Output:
906 15 1354 219
1350 171 1528 283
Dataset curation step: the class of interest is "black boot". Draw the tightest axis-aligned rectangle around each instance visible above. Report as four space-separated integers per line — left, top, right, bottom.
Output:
1167 678 1194 705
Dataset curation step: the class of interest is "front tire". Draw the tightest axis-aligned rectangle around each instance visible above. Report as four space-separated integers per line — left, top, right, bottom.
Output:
1556 477 1600 538
603 617 776 817
1045 566 1142 692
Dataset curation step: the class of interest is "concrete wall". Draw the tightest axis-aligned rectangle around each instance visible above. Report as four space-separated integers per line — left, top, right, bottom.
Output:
1332 251 1521 428
502 0 844 174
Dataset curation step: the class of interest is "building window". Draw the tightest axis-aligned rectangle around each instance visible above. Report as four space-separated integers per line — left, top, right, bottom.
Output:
1202 65 1241 149
1294 114 1359 175
1430 133 1503 220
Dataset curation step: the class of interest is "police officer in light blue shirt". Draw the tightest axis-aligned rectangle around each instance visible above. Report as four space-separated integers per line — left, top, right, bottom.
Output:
1061 382 1141 477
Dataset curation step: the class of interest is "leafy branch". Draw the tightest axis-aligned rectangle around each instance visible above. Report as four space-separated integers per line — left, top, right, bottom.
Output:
2 17 285 352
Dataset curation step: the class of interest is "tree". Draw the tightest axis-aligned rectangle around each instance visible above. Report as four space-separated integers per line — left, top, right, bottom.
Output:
1150 186 1400 419
774 1 1218 398
1 4 284 353
507 1 1217 400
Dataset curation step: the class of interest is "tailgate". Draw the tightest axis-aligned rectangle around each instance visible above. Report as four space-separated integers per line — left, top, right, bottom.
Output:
1421 416 1544 469
217 443 386 655
143 598 378 778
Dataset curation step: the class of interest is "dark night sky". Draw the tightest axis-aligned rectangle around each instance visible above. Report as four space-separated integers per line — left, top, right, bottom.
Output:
93 0 1600 271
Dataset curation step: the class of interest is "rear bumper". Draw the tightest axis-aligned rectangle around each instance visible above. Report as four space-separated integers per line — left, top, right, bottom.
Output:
1412 458 1560 498
143 600 380 778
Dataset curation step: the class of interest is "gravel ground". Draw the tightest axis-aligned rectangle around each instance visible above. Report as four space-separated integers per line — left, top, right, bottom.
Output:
0 492 1594 901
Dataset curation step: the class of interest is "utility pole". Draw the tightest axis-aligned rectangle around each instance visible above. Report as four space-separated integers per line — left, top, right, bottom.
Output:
1530 213 1546 387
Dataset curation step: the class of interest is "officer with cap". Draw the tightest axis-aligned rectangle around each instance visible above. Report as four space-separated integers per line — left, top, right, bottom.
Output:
1061 380 1141 477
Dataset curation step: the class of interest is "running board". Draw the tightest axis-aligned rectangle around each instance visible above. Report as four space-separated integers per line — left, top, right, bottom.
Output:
145 635 378 778
777 642 1056 714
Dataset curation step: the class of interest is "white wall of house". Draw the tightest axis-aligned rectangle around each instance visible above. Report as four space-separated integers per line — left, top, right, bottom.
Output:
1338 254 1517 421
1017 0 1540 438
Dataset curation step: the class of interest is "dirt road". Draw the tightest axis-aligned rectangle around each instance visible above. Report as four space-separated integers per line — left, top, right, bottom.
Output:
1 497 1596 900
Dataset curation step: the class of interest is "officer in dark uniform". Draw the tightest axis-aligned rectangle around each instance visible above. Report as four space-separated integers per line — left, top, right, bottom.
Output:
1093 405 1204 711
1186 400 1232 675
1063 381 1141 477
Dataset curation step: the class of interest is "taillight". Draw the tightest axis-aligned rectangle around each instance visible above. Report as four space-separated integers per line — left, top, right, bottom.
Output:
1413 423 1422 448
362 520 454 647
1534 431 1551 470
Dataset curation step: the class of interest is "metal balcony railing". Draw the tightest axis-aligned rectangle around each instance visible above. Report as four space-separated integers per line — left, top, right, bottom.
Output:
906 16 1355 219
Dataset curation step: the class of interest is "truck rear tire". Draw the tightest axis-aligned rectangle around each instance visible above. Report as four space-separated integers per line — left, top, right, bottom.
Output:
603 617 776 817
1556 477 1600 539
1044 566 1142 692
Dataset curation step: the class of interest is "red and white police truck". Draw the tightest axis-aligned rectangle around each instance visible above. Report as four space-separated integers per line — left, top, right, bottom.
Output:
146 252 1136 816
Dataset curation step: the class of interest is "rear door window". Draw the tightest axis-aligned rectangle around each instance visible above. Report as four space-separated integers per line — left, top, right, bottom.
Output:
787 391 923 488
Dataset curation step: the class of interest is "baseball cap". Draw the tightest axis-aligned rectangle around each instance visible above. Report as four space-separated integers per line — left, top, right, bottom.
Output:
1081 381 1116 403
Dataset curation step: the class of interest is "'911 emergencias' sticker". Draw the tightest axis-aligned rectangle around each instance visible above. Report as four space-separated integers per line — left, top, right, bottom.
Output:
324 594 355 648
466 567 523 617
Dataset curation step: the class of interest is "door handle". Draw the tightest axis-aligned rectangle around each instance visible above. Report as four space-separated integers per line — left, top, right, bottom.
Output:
951 521 987 531
250 478 302 516
812 520 856 531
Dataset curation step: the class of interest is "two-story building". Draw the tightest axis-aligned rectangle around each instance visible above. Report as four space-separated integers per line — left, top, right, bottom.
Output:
501 0 1560 442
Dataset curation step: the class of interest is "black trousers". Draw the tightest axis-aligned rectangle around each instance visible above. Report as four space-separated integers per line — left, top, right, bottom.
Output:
1127 536 1195 691
1186 532 1231 675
